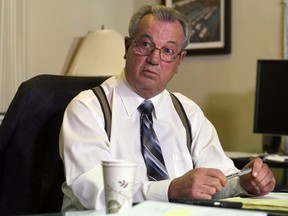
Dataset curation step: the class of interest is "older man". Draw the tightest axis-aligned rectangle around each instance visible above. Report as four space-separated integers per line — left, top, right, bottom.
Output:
60 5 275 211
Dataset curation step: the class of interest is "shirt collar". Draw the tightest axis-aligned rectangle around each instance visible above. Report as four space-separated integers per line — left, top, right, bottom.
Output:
116 69 167 119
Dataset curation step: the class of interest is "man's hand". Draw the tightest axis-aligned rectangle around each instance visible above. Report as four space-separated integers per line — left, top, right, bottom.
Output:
239 157 276 196
168 168 227 200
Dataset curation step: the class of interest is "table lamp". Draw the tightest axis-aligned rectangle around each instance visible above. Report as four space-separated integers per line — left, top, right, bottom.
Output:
66 29 125 76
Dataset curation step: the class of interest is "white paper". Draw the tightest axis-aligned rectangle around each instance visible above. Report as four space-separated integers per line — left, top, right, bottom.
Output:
263 154 288 162
224 151 260 159
123 201 267 216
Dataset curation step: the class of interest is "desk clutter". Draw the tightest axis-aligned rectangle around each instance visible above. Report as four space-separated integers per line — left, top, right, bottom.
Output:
263 155 288 163
224 151 288 168
223 192 288 212
224 151 288 162
119 201 266 216
111 199 285 216
62 193 288 216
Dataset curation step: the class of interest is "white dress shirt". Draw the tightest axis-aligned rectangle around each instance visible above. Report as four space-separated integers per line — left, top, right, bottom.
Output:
59 70 245 211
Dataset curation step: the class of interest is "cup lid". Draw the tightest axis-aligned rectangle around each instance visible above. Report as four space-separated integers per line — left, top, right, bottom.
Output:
102 159 138 166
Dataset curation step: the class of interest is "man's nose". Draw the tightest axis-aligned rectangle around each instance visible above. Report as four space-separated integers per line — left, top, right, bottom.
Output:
146 48 161 65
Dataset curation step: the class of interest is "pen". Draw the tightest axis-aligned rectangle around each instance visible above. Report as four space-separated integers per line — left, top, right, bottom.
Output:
226 168 252 180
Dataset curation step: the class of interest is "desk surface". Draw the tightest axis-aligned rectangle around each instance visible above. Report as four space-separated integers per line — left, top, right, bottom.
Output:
225 151 288 169
232 157 288 169
24 199 288 216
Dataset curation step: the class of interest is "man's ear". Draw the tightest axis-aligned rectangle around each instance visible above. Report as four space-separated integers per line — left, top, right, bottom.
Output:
179 50 187 60
174 51 187 74
124 37 131 59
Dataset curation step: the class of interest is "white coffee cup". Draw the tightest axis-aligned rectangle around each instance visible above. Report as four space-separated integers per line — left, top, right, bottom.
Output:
102 160 138 214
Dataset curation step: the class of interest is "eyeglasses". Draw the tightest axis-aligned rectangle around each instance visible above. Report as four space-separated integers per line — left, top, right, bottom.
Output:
130 38 182 63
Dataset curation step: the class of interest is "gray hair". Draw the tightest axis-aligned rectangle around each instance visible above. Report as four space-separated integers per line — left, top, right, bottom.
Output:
129 5 192 50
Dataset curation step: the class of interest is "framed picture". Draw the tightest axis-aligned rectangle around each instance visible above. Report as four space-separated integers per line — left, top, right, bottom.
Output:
163 0 231 55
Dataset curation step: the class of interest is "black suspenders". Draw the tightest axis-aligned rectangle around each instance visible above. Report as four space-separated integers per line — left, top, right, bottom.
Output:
92 86 192 151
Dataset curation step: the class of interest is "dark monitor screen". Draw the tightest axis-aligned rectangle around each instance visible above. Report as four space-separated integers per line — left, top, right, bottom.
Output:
254 60 288 136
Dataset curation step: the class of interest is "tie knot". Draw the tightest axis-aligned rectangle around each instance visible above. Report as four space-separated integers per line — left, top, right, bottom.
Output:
138 100 154 115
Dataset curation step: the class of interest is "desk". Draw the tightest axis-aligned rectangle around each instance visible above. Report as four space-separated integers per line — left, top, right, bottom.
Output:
23 200 288 216
232 158 288 169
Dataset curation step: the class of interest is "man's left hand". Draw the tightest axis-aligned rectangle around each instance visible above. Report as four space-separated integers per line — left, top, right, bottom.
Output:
239 157 276 196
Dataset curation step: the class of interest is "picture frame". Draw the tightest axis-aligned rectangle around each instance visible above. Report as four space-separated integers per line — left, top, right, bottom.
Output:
163 0 231 56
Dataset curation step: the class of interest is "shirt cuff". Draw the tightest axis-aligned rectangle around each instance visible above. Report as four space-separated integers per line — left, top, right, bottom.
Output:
143 179 172 201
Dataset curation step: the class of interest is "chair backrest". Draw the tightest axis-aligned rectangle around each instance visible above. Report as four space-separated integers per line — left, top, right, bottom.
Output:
0 74 108 215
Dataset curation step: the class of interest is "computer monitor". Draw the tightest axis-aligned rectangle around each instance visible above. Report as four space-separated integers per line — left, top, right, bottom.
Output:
253 60 288 153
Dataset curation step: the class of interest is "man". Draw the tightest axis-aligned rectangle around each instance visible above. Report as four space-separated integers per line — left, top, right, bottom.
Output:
60 5 275 211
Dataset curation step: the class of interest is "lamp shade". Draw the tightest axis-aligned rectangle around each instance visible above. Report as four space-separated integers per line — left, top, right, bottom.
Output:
66 29 125 76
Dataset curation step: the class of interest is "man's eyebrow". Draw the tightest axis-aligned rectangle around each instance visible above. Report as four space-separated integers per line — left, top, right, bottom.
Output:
166 40 178 46
138 34 153 41
139 34 179 47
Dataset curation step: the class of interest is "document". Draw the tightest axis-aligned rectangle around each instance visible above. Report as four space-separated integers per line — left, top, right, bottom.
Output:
263 154 288 162
62 194 288 216
223 192 288 212
224 151 260 159
124 201 267 216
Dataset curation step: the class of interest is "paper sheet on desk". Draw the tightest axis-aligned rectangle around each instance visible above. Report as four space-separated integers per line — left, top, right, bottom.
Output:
124 201 267 216
225 151 261 159
223 192 288 212
64 210 106 216
263 154 288 162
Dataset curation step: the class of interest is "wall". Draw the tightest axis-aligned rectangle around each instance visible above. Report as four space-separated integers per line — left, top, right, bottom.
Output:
168 0 283 153
27 0 283 153
27 0 134 77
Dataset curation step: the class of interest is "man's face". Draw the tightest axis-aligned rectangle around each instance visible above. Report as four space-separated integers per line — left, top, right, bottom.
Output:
124 14 186 99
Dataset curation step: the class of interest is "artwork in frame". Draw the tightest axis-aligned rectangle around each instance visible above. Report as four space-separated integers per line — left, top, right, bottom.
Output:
163 0 231 56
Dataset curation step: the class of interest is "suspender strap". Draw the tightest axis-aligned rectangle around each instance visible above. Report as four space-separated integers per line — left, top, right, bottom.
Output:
92 86 112 140
170 93 192 152
92 86 192 152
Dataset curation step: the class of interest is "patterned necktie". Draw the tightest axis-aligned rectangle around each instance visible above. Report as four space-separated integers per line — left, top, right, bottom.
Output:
138 100 169 181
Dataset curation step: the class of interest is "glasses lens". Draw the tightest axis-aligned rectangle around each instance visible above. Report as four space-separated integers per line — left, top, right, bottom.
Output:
161 53 174 62
132 38 179 63
160 47 178 62
135 45 150 55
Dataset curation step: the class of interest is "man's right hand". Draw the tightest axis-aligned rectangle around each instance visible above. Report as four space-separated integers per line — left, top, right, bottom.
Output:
168 168 227 199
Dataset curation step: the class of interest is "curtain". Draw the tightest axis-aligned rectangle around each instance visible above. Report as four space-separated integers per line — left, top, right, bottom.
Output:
284 0 288 154
0 0 27 112
285 0 288 59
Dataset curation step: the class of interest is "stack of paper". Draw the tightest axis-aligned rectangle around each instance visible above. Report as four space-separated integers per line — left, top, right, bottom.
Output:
63 193 288 215
223 192 288 212
124 200 267 216
263 154 288 162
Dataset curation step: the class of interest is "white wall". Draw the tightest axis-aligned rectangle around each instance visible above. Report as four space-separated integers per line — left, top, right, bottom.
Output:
27 0 135 78
26 0 283 153
168 0 283 153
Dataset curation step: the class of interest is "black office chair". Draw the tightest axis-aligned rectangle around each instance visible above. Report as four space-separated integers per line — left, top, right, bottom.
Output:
0 74 109 215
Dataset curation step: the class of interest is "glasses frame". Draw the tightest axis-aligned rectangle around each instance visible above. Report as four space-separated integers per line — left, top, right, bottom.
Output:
130 38 183 63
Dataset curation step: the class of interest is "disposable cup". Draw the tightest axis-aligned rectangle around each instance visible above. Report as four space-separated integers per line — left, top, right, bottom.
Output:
102 160 137 214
